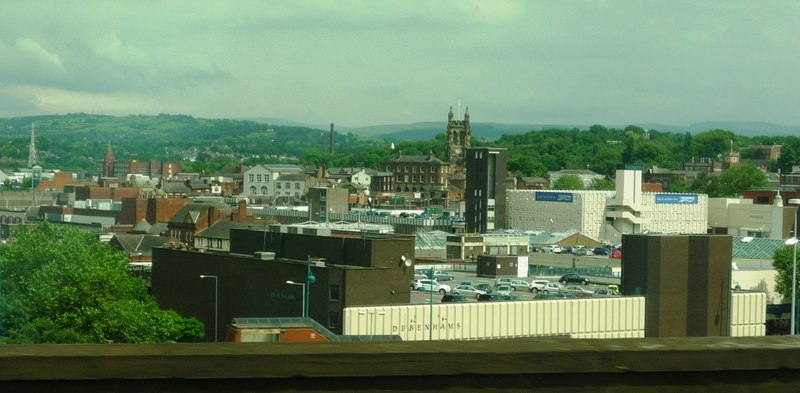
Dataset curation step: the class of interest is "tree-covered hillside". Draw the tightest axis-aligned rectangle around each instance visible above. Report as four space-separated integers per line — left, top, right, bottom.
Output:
0 114 797 190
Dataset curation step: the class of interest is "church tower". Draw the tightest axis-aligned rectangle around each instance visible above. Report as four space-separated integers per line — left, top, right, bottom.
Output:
446 105 471 166
103 142 116 177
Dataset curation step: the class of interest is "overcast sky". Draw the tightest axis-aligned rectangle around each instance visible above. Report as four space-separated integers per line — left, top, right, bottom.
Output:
1 1 799 129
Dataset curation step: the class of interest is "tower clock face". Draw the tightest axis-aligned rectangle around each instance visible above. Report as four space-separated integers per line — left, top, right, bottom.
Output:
454 147 461 155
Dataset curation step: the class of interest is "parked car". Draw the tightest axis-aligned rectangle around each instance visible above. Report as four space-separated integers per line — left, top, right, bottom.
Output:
494 277 514 287
559 273 590 285
478 294 520 302
543 244 562 254
441 294 470 303
571 246 586 255
529 280 551 293
452 285 487 298
459 280 474 287
534 292 578 300
540 282 565 294
430 270 455 281
592 247 610 256
475 283 493 294
611 248 622 259
509 279 532 291
563 285 595 297
412 279 451 294
495 285 513 296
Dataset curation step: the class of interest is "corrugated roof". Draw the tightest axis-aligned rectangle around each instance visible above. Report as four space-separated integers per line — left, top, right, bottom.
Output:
732 236 786 260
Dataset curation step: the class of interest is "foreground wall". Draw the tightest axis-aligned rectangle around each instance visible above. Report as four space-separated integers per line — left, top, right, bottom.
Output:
2 338 800 392
344 297 646 341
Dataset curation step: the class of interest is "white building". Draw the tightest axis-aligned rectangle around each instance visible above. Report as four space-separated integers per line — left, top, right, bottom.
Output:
508 168 708 242
243 164 307 201
708 197 795 240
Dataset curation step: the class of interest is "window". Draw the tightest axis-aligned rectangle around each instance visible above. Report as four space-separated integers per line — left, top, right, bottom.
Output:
249 174 254 182
265 175 270 181
256 174 262 182
329 285 340 301
285 182 290 189
413 166 417 173
249 186 256 195
295 183 300 189
412 175 417 183
261 186 268 194
328 312 340 330
276 183 282 189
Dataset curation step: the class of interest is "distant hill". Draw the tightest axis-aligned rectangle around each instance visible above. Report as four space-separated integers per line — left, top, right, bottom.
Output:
343 120 799 141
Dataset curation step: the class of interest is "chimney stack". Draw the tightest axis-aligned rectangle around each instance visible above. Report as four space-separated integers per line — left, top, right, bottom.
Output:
330 123 335 155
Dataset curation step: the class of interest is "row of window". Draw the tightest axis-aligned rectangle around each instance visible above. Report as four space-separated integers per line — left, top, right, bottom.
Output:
385 165 442 174
248 186 302 197
248 174 272 182
396 175 440 184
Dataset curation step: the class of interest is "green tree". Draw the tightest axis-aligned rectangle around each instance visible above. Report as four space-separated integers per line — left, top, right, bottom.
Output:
589 178 614 190
0 222 204 343
552 175 584 190
772 245 798 301
712 164 770 197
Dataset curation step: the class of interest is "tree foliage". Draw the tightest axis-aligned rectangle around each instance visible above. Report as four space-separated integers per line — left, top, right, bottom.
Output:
552 175 584 190
711 164 770 197
772 245 799 301
0 222 204 343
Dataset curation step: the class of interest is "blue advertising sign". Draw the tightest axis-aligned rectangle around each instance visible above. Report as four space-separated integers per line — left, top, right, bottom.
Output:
535 192 574 203
655 194 698 204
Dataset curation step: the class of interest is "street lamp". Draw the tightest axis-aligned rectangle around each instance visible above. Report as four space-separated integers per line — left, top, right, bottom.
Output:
786 198 800 335
287 256 316 318
285 280 306 317
199 275 219 342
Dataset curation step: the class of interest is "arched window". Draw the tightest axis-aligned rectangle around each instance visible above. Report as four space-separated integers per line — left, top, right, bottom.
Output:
249 186 257 195
261 186 268 194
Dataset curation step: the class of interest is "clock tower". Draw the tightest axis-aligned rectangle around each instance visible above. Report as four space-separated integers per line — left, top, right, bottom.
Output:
446 105 471 166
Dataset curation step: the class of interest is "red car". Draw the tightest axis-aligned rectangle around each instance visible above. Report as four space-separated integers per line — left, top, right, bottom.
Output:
611 248 622 259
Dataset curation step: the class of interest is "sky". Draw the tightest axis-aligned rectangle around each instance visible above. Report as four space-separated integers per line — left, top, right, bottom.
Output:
2 0 800 129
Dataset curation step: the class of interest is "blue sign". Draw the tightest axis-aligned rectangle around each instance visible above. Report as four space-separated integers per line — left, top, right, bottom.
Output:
535 192 574 203
655 194 698 204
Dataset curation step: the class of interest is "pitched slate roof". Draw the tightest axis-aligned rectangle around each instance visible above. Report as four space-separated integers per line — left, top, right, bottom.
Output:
196 220 253 240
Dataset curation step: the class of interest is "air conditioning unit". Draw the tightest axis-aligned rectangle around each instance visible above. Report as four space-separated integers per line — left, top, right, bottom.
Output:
254 251 275 260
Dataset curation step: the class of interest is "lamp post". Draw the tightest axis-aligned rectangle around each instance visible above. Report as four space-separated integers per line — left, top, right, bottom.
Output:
288 256 316 318
787 199 800 335
286 280 305 316
199 275 218 342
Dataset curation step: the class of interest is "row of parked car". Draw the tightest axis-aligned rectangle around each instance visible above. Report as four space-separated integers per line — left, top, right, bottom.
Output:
540 245 623 259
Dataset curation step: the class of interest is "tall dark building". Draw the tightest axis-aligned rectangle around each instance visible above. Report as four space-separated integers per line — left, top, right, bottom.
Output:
621 234 732 337
465 147 507 233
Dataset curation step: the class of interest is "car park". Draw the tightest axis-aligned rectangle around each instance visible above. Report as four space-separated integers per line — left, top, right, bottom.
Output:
412 279 451 294
475 283 493 294
494 277 514 287
571 246 586 255
559 273 590 285
452 285 487 298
